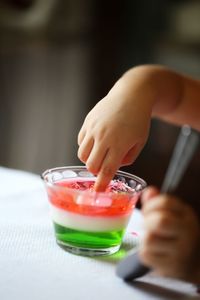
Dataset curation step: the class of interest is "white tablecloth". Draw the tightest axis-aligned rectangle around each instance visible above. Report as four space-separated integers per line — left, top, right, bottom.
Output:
0 167 199 300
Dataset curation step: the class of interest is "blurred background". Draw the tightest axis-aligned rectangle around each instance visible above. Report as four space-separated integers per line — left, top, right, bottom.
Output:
0 0 200 208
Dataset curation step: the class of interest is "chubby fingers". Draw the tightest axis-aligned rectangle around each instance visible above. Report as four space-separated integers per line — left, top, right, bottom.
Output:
78 136 124 191
142 193 199 244
139 219 199 280
94 143 143 191
77 126 86 146
78 131 139 191
139 233 178 272
141 233 177 255
139 244 182 278
120 144 141 166
93 149 123 191
142 209 184 238
139 192 200 280
78 133 94 163
78 137 108 174
142 192 186 238
142 191 184 216
139 205 183 276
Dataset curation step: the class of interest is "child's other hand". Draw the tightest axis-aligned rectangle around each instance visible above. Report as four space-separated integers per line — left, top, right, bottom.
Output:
140 187 200 283
77 95 150 191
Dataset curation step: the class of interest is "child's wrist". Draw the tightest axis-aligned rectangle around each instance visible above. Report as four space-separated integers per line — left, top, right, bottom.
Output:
111 66 156 114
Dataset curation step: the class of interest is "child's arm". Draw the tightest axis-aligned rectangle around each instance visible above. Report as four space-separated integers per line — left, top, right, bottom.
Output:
141 187 200 284
78 65 200 191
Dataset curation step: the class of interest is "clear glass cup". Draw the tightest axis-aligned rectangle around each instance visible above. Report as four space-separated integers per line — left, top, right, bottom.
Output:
42 166 146 256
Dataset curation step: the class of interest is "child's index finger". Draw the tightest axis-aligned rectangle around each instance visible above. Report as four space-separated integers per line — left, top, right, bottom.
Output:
93 173 111 192
93 165 117 192
93 149 123 192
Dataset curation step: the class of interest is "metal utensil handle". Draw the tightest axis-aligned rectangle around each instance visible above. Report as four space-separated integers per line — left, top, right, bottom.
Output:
161 125 199 193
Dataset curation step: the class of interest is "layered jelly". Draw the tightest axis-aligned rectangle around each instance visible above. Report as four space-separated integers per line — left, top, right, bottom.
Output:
47 178 139 254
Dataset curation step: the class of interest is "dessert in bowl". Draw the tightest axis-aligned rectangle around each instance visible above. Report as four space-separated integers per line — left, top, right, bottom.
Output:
42 166 146 256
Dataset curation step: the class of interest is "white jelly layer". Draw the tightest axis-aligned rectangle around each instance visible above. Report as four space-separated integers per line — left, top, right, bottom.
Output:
50 204 132 232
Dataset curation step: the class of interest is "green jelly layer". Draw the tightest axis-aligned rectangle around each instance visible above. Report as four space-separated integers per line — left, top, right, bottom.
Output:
53 222 125 249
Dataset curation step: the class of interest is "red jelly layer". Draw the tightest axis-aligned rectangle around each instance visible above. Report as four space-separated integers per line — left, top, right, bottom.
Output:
47 178 139 217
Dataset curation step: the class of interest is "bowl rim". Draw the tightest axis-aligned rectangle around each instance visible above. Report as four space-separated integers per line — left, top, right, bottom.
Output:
41 165 147 196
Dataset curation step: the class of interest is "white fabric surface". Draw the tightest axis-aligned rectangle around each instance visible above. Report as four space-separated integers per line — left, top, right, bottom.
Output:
0 167 199 300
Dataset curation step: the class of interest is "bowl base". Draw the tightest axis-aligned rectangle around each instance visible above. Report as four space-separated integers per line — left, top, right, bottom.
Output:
56 240 120 256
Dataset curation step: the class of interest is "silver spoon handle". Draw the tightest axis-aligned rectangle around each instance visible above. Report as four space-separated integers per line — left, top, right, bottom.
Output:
161 125 199 193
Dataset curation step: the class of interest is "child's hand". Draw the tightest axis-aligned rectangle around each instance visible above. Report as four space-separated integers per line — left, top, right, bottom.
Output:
77 93 151 191
140 187 200 283
77 64 200 191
